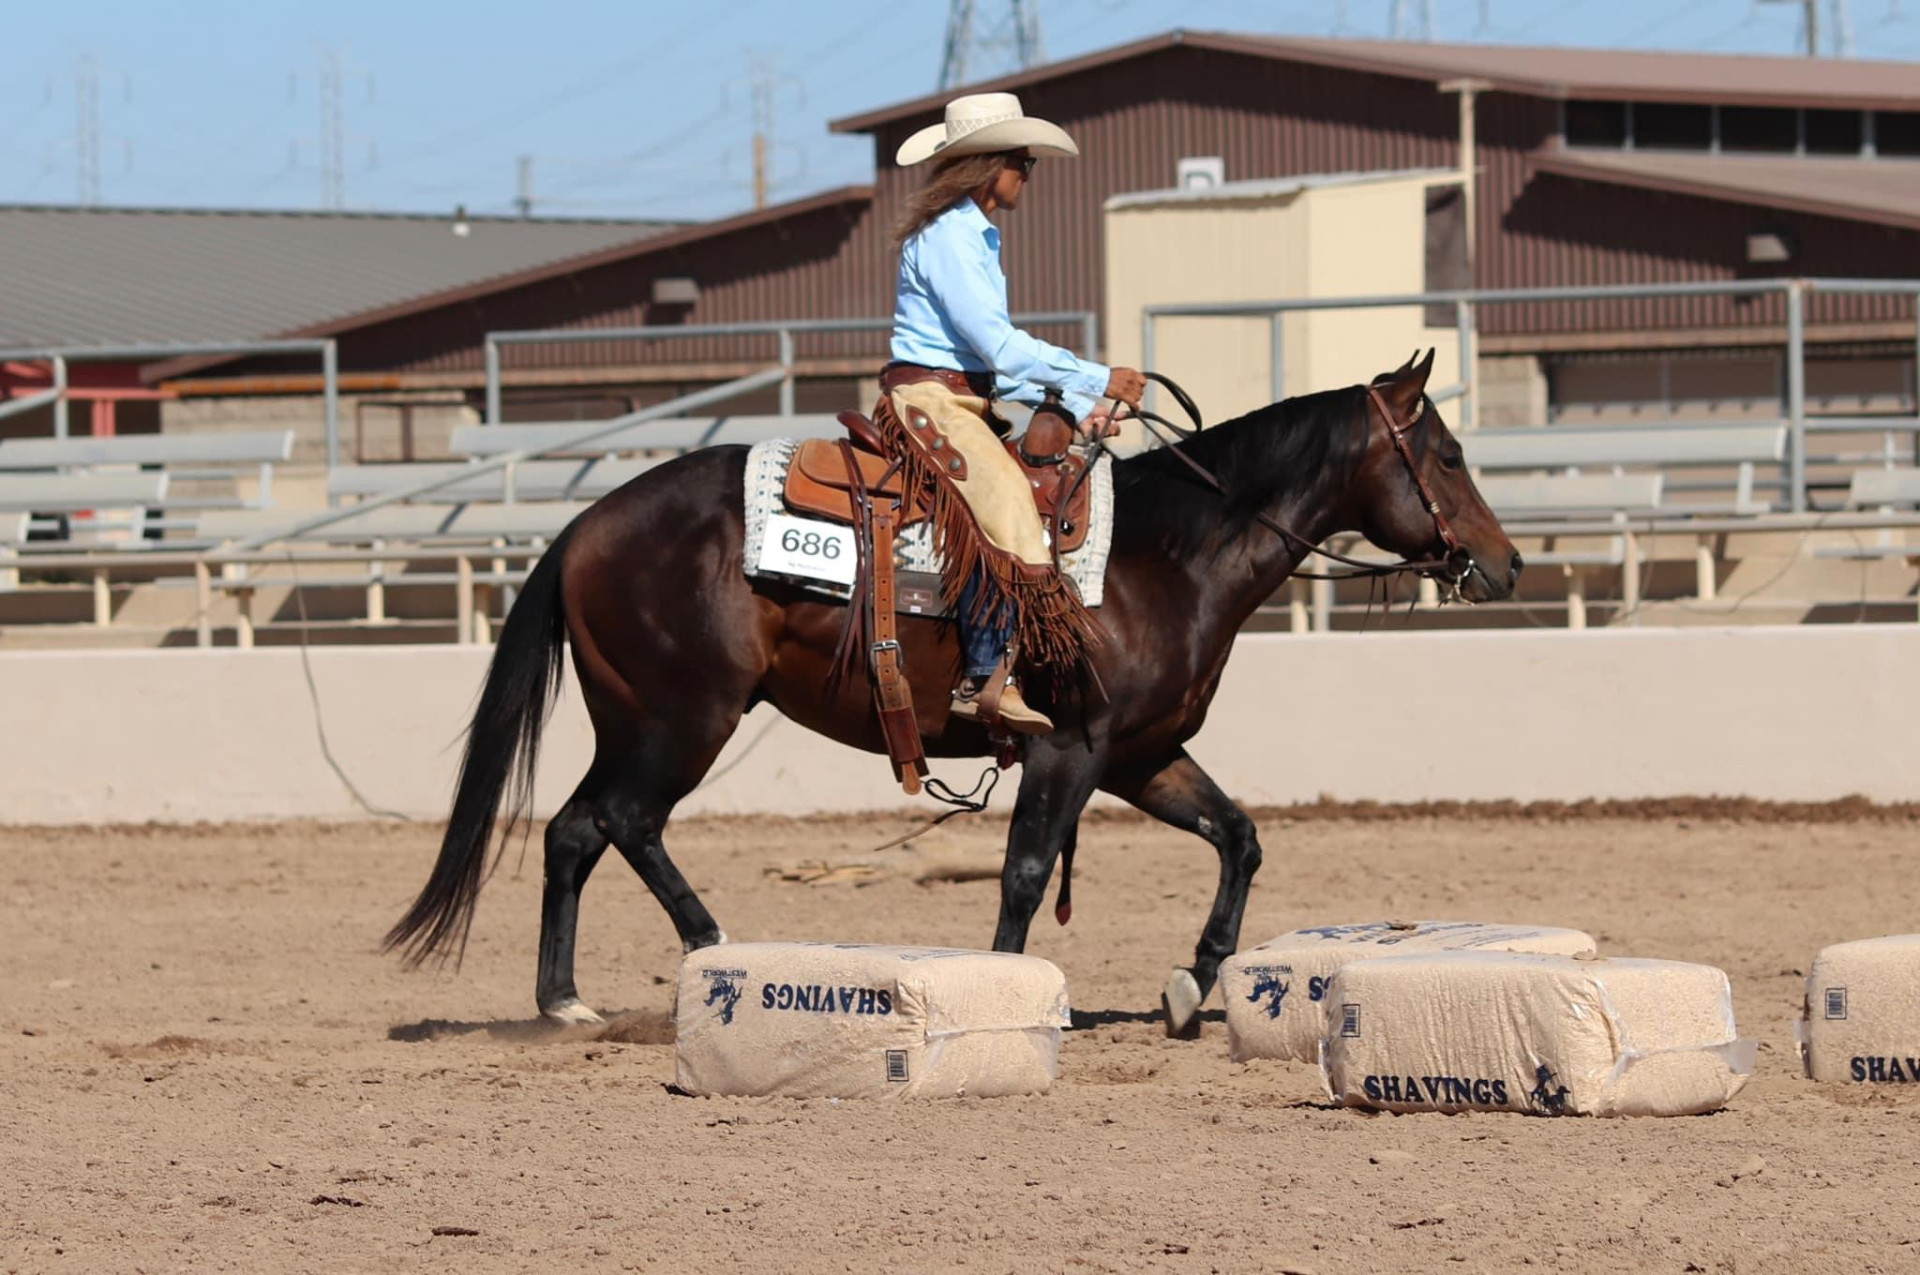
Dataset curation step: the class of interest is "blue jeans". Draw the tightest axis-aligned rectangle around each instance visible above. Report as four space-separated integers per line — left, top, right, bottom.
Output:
958 567 1012 680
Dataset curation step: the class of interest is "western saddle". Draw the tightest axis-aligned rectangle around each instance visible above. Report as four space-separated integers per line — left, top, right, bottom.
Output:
783 421 1096 557
784 409 1096 794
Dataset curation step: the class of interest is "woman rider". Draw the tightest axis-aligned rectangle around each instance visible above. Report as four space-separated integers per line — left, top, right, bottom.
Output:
883 92 1147 735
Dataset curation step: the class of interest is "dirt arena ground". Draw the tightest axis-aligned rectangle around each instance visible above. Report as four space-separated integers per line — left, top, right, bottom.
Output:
5 811 1920 1274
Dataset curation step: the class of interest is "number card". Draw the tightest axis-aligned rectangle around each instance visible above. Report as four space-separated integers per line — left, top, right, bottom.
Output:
759 513 857 586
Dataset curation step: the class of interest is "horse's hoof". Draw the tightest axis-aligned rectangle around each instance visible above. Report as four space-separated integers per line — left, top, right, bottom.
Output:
542 998 606 1027
1162 968 1204 1040
683 930 728 955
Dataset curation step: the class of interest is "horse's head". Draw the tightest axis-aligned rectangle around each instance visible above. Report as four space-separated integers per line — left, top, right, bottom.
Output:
1347 350 1521 604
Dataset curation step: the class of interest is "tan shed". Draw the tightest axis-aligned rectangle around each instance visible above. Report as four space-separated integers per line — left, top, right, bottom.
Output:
1103 169 1466 453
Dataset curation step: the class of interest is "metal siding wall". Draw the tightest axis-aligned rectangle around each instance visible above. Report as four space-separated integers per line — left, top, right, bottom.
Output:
337 197 890 378
870 46 1456 355
1476 93 1918 337
302 45 1920 384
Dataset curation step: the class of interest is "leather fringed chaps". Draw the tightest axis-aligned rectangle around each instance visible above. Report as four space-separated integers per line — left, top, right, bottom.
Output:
872 392 1100 677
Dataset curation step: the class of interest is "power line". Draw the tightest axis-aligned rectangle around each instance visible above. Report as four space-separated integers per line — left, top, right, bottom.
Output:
1618 0 1721 44
385 2 766 170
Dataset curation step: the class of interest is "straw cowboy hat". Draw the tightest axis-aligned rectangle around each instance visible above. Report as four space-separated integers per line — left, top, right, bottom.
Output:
895 92 1080 167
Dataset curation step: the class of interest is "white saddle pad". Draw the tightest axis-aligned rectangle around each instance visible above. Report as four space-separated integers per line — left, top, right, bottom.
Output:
741 437 1114 608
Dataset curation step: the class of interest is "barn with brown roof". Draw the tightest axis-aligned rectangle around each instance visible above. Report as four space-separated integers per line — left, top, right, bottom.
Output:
9 29 1918 456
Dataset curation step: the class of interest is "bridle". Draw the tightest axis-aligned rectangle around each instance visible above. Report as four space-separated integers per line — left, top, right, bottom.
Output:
1103 372 1476 593
1363 382 1477 592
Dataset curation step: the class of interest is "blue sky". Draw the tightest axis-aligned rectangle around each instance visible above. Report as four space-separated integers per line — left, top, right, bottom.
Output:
3 0 1913 221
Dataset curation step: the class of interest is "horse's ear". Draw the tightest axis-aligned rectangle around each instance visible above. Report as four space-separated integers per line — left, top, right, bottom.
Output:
1378 348 1436 415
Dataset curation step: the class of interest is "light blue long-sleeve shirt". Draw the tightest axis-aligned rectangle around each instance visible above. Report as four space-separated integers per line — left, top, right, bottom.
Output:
891 198 1111 420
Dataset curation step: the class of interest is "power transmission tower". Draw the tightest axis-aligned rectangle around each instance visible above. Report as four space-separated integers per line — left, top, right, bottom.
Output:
938 0 1044 89
45 56 129 206
289 47 374 210
515 155 534 218
744 59 804 210
1389 0 1433 39
1832 0 1856 53
319 49 345 209
76 55 100 206
1758 0 1822 53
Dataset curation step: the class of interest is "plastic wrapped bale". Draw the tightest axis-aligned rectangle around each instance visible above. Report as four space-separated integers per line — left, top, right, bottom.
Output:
674 942 1071 1099
1800 935 1920 1083
1220 921 1597 1063
1320 951 1753 1117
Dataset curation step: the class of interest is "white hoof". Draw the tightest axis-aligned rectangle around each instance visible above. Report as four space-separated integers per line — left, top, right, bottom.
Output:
684 930 728 955
543 998 606 1027
1162 968 1204 1040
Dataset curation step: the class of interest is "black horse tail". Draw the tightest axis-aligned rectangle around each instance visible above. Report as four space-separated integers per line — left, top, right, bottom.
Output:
384 523 576 968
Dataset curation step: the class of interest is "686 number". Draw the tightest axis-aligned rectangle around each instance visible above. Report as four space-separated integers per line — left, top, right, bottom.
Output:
780 528 841 560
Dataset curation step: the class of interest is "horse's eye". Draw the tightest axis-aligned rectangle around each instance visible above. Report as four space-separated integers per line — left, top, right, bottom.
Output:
1440 451 1464 472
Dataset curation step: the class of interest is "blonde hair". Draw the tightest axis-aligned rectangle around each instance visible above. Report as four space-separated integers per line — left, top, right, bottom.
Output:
894 153 1008 246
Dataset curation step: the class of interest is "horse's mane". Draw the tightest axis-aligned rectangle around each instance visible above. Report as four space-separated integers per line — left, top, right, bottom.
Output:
1110 384 1369 556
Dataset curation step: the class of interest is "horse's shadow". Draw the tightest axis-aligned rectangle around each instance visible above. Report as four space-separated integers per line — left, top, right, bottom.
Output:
388 1009 673 1046
1070 1007 1224 1030
391 1007 1209 1039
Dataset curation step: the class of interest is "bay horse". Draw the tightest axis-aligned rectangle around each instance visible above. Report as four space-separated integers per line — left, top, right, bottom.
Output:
386 350 1521 1037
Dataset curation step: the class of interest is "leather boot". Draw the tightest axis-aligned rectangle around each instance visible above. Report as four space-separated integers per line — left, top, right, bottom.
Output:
951 674 1054 735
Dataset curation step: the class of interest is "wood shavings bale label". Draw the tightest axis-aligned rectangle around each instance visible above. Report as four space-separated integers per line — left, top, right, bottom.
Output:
1220 921 1597 1063
673 942 1070 1099
1321 952 1753 1117
1799 935 1920 1083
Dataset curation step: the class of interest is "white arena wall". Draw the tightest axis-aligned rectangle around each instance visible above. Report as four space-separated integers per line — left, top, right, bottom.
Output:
2 626 1915 825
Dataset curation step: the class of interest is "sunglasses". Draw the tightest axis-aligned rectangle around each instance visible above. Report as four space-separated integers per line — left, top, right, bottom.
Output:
1006 154 1037 179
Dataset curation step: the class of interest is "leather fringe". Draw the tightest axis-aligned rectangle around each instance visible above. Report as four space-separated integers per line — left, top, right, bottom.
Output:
873 395 1100 676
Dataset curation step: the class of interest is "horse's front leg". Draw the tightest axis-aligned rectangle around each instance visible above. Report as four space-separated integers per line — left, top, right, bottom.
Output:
992 740 1104 954
1105 748 1264 1039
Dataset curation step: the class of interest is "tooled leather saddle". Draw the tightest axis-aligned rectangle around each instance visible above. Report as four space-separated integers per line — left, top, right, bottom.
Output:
793 408 1097 796
782 415 1096 557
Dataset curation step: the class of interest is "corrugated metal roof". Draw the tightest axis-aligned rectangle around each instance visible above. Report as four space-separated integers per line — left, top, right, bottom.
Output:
1236 34 1920 110
831 30 1920 133
0 206 681 349
1532 150 1920 233
1104 167 1457 211
144 185 878 381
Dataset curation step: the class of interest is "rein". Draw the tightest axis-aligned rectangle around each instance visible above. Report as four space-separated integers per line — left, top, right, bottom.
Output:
1110 372 1473 589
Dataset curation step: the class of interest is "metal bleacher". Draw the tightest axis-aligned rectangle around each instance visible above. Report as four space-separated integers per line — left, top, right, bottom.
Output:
0 430 293 542
1465 422 1787 515
6 392 1920 642
327 457 661 505
447 413 842 458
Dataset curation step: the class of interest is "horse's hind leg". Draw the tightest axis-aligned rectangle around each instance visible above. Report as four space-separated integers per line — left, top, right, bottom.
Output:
1104 748 1264 1040
599 786 726 954
593 718 737 955
536 774 612 1025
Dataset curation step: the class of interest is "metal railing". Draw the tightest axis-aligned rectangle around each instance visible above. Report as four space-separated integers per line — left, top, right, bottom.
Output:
1142 277 1920 514
0 338 342 467
0 363 798 645
2 506 1917 648
224 365 786 552
481 312 1100 426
